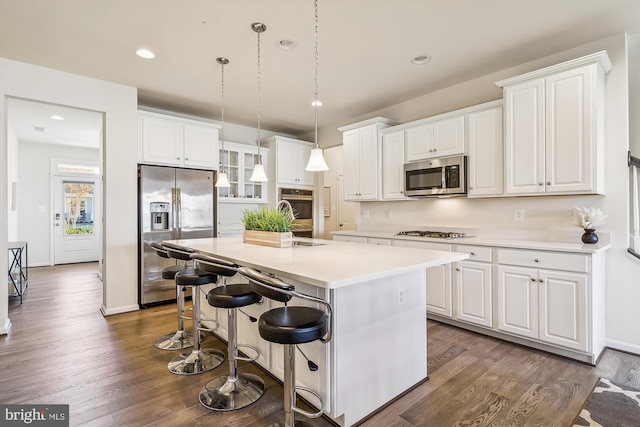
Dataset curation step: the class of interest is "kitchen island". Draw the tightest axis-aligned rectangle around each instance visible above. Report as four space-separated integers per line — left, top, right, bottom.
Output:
163 236 468 426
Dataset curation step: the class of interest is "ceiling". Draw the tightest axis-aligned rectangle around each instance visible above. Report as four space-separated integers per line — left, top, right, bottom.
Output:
1 0 640 146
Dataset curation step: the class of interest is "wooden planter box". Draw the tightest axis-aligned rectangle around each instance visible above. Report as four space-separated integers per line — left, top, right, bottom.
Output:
243 230 293 248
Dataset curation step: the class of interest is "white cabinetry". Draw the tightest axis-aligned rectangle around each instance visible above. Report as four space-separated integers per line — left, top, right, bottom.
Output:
218 141 268 203
454 245 493 328
138 111 220 169
496 51 611 196
381 130 407 200
339 117 397 201
393 240 453 318
497 248 589 352
405 116 465 162
266 136 314 187
466 102 504 197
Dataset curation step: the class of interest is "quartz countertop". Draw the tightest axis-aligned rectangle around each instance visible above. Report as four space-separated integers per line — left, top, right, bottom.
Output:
163 236 468 289
332 229 612 254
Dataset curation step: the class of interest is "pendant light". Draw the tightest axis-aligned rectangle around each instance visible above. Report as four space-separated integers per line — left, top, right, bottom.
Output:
250 22 269 182
215 57 231 188
305 0 329 171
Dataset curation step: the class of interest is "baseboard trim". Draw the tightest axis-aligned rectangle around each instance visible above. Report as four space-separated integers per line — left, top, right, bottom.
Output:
606 339 640 356
100 304 139 316
1 317 12 335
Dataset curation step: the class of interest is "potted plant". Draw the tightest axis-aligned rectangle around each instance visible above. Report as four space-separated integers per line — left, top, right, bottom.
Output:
241 202 295 248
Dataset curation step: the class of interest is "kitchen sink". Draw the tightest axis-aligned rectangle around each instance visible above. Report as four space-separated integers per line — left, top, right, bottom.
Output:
292 241 327 247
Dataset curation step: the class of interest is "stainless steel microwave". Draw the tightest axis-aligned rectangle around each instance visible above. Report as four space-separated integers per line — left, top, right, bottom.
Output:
404 155 467 197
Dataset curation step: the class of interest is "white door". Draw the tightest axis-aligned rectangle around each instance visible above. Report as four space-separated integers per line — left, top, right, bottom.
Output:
455 261 493 327
497 265 539 339
336 175 356 232
54 176 101 264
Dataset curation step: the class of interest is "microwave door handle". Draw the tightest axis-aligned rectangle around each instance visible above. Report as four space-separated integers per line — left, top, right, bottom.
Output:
442 167 447 189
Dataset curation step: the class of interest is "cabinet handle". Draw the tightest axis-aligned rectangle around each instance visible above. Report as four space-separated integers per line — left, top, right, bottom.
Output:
534 258 539 263
539 279 543 283
470 252 475 256
538 182 543 186
546 181 550 185
185 157 189 161
469 186 473 190
177 157 181 160
530 277 536 281
456 268 460 271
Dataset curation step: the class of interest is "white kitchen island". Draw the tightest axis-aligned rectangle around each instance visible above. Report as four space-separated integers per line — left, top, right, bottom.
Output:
164 236 468 426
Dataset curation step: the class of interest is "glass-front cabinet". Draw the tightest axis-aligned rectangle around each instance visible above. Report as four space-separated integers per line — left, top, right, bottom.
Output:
218 141 268 203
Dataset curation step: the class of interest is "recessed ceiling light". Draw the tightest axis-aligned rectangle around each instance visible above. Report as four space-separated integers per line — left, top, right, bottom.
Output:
136 48 156 59
411 54 432 65
50 115 64 121
311 100 323 107
276 39 297 50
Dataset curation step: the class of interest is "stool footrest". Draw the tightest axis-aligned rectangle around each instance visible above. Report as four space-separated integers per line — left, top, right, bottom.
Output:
197 319 220 333
291 386 323 419
236 344 260 363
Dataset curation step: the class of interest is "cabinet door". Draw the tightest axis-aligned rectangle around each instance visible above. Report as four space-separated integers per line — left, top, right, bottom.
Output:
141 115 183 166
504 79 546 194
455 261 492 327
467 106 504 197
342 130 361 200
405 124 433 162
426 263 452 317
183 124 218 169
538 270 588 351
382 131 406 200
433 116 465 157
497 265 538 339
357 125 380 200
277 139 314 187
545 66 594 194
218 146 240 199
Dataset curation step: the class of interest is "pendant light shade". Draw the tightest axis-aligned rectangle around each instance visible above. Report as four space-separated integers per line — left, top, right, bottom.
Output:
249 162 268 182
305 0 329 172
215 57 231 188
305 147 329 171
250 22 268 182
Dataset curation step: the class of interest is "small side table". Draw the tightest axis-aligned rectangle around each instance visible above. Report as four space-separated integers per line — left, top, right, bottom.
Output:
8 241 28 304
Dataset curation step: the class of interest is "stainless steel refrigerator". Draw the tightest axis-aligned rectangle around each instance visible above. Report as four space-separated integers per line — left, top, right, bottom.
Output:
138 165 216 307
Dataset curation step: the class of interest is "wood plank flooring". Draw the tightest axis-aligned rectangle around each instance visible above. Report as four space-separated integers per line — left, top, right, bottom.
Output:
2 263 639 426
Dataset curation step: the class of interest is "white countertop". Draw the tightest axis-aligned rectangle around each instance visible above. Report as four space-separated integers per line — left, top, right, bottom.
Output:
163 236 468 289
332 230 612 254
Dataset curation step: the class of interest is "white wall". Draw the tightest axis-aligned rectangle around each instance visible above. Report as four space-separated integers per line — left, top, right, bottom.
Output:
324 34 640 354
0 58 138 334
17 141 99 266
7 123 18 242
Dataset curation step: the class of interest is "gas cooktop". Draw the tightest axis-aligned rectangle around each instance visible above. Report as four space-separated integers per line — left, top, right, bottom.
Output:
395 230 472 239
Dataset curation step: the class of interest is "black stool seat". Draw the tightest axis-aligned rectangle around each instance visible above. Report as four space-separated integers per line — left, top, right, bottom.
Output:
259 306 328 345
207 284 261 309
162 264 187 280
175 267 218 286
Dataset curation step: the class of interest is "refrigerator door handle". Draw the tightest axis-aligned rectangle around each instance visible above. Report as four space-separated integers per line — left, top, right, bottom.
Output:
171 187 177 235
176 187 182 239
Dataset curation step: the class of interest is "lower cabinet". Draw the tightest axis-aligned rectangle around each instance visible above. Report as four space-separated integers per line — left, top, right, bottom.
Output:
497 264 588 352
454 245 493 328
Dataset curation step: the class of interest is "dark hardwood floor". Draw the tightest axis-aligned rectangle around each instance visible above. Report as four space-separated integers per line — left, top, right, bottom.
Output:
2 263 638 426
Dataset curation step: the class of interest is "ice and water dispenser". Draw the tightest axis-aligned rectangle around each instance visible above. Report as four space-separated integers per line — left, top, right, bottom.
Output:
150 202 170 230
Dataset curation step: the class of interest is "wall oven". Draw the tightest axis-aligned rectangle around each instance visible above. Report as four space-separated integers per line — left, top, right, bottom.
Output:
279 188 313 237
404 155 467 197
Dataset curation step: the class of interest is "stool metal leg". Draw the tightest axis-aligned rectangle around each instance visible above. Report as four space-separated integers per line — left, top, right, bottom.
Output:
155 284 194 350
168 286 225 375
199 307 265 410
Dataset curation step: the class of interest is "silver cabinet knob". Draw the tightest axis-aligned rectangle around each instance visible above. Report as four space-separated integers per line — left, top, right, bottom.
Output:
470 252 475 256
546 181 551 185
530 277 536 281
539 279 543 282
538 182 543 186
534 258 539 263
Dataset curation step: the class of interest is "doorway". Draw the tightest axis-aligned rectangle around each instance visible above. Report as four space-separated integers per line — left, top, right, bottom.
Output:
53 172 101 264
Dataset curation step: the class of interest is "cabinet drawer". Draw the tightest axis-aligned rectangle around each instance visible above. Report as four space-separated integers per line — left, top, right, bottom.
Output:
367 238 391 246
497 249 589 273
454 245 492 262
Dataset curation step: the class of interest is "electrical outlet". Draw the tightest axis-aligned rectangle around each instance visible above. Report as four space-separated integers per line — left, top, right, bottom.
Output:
514 208 525 221
398 287 405 305
386 209 392 219
363 210 370 219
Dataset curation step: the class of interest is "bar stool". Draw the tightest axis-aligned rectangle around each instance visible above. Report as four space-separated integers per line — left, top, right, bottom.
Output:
238 266 333 427
193 254 266 411
149 242 194 351
163 243 225 375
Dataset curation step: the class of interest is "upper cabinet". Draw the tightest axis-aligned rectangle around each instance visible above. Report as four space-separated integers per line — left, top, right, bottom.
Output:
265 136 314 188
381 130 407 200
218 141 268 203
339 117 398 201
466 102 504 198
496 51 611 196
138 110 220 169
405 116 465 162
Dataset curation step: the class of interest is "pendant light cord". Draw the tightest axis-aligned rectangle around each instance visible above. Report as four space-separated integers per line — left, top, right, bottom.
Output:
314 0 319 149
256 25 262 162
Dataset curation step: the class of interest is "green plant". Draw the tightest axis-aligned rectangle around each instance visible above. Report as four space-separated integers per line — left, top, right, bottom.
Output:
241 206 293 232
65 226 94 235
